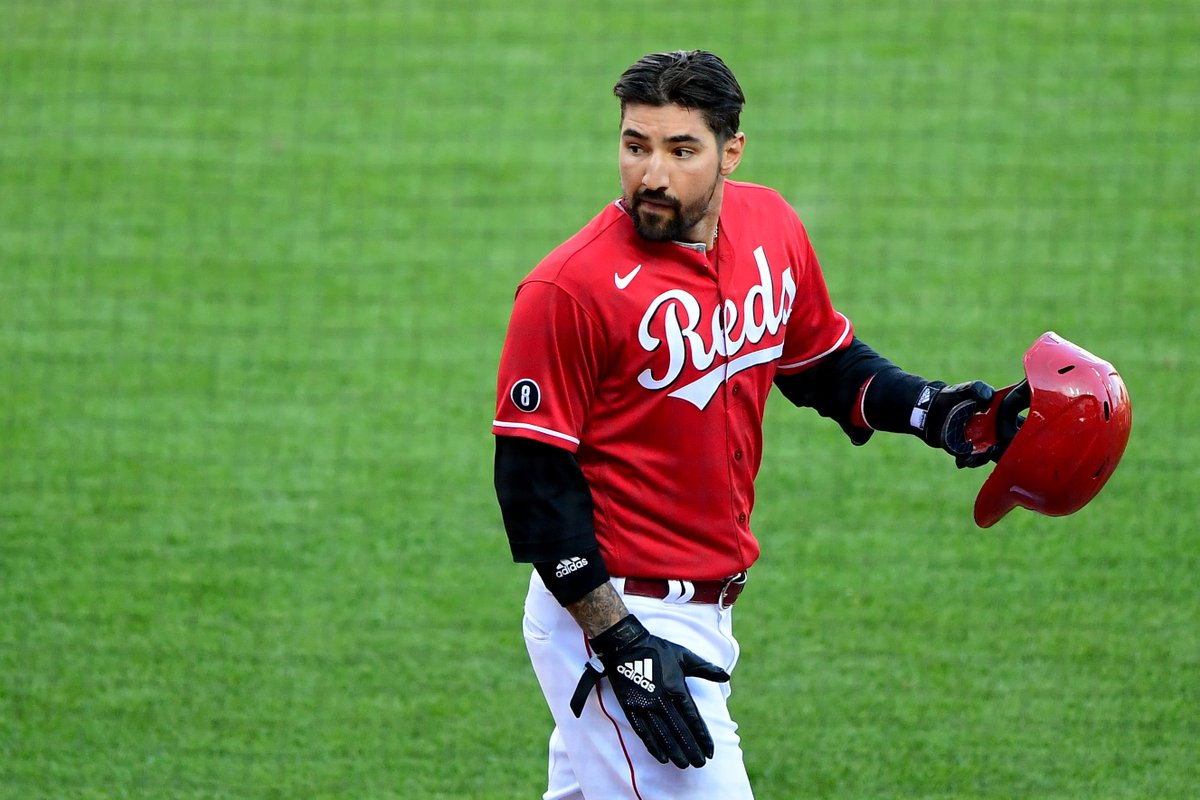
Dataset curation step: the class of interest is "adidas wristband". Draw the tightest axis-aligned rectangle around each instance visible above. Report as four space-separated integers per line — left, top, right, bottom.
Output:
535 548 610 607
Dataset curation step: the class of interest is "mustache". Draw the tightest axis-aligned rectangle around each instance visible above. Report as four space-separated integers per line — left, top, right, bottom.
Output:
634 190 680 209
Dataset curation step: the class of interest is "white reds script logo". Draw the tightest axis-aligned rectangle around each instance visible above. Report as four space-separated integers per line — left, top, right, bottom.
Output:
638 246 795 409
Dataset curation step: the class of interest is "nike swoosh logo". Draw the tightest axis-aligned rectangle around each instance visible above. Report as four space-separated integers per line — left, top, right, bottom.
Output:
614 264 642 290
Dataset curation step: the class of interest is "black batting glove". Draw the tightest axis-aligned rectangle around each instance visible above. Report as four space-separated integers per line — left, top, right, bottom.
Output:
914 380 997 468
568 614 730 769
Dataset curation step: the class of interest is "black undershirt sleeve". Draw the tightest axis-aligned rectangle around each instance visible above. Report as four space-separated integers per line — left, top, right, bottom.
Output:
494 436 610 605
493 435 599 563
773 336 930 443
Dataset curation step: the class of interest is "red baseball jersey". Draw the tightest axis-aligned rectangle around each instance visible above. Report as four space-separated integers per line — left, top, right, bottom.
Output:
493 180 853 580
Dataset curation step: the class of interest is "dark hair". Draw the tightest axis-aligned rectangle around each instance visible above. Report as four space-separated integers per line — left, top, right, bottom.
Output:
613 50 745 141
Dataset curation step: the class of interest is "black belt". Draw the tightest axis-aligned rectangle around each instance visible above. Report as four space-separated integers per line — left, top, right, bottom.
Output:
622 572 747 609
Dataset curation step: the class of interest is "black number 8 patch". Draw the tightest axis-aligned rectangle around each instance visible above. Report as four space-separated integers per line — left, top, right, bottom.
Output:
510 379 541 413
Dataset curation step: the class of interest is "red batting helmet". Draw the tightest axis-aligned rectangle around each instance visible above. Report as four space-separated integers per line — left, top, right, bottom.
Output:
969 332 1132 528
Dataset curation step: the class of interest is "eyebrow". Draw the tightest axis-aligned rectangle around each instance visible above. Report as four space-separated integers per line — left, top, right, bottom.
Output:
622 128 704 145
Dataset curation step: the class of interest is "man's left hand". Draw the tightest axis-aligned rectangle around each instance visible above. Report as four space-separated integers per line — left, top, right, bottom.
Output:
916 380 997 468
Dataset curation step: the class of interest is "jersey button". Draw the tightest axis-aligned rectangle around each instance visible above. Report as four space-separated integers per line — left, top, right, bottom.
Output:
731 384 740 396
737 512 747 524
733 449 743 461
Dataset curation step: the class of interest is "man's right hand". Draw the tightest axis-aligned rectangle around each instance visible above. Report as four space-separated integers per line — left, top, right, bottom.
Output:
569 614 730 768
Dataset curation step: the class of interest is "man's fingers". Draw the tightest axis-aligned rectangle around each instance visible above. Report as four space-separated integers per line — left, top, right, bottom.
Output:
627 714 669 765
955 449 996 469
678 648 730 683
655 708 706 768
968 380 995 403
671 693 716 760
947 380 995 404
631 699 712 769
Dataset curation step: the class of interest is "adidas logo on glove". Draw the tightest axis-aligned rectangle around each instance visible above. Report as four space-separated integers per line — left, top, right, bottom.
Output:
555 556 589 578
617 658 656 692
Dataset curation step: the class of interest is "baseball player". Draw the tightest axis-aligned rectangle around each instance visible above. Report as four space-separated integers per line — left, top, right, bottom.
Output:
492 50 998 799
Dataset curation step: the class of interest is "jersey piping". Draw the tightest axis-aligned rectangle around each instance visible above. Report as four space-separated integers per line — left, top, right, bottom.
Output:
777 312 852 370
492 419 582 446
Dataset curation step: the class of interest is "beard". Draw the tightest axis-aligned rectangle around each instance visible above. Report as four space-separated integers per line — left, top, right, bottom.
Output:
628 183 716 243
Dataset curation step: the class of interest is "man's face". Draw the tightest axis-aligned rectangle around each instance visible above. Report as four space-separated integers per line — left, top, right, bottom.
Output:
618 103 743 244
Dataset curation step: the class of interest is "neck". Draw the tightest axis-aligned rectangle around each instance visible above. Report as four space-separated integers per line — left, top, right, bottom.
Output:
691 214 719 251
698 178 725 251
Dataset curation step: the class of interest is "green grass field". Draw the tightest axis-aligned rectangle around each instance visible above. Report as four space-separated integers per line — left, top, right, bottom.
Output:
2 2 1197 798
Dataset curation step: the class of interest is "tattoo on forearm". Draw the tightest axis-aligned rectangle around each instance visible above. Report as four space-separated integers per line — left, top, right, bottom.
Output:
567 581 629 638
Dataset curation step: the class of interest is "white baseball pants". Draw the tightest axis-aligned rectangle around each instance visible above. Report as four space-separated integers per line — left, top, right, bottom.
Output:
522 570 755 800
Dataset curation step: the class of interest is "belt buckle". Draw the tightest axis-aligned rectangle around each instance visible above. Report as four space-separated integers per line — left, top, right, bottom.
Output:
717 571 747 609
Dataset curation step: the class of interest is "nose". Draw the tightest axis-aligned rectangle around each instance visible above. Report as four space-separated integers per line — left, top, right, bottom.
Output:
642 152 669 192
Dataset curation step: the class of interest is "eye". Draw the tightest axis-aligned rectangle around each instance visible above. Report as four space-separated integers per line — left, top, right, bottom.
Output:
674 148 695 159
625 143 644 155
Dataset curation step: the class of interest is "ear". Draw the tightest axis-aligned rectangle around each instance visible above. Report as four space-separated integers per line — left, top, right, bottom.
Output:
719 132 745 177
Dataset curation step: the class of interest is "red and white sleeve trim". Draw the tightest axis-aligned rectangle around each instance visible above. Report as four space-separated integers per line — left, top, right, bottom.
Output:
851 374 875 431
776 313 852 371
492 420 581 447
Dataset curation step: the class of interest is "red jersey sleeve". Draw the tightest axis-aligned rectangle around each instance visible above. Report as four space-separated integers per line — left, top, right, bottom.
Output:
776 220 853 373
492 279 604 452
